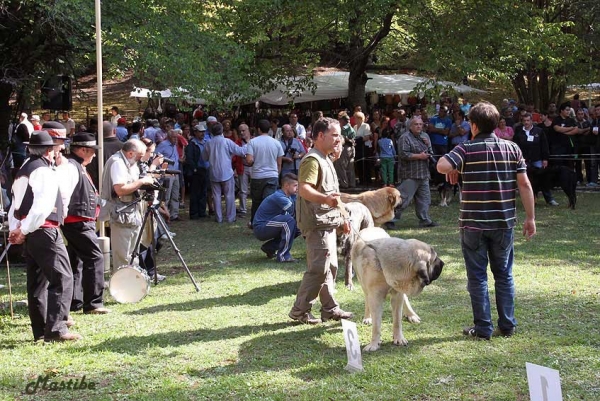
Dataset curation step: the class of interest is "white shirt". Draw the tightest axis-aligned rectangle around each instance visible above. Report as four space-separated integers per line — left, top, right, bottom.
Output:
8 159 60 235
21 120 34 135
110 153 139 186
62 118 76 134
268 128 282 141
354 123 372 139
56 161 81 216
294 123 306 139
111 114 122 127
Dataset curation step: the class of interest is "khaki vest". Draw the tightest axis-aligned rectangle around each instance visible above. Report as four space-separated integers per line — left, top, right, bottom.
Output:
98 151 142 226
296 148 343 232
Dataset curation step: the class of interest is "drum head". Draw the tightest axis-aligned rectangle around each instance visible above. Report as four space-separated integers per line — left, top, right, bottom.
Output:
109 265 150 304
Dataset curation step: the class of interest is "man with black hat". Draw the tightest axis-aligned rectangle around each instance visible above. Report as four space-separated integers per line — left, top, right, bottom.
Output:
60 133 110 315
8 131 81 342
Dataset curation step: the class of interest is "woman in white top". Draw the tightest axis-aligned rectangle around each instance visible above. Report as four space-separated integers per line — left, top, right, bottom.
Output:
353 112 373 184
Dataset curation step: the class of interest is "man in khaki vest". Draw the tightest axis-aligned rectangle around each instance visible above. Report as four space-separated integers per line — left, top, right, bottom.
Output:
289 117 354 324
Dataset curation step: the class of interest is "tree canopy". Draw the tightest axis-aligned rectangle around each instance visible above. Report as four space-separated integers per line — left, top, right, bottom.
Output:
1 0 598 139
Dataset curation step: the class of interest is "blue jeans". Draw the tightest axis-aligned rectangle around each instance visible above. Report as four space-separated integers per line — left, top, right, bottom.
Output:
460 228 517 337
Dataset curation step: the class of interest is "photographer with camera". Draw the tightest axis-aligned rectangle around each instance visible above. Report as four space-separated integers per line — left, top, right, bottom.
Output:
99 139 155 273
280 124 305 177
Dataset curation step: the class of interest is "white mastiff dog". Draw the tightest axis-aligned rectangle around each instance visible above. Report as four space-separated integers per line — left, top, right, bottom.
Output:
352 227 444 351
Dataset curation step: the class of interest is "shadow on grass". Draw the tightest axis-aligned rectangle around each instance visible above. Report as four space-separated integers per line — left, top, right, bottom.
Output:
124 280 301 315
186 323 457 382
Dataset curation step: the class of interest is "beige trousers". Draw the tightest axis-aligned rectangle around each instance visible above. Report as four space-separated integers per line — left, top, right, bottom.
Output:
110 222 141 273
290 228 340 318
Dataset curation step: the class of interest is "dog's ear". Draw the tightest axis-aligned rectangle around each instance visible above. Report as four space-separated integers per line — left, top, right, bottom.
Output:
430 258 444 282
388 189 400 206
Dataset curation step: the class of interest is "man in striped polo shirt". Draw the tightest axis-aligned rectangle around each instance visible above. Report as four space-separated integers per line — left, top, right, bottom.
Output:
437 101 536 340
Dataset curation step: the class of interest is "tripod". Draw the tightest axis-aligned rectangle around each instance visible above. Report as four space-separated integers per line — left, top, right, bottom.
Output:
117 192 200 292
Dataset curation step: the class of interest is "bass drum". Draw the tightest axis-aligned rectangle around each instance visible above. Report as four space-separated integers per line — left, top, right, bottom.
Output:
109 265 151 304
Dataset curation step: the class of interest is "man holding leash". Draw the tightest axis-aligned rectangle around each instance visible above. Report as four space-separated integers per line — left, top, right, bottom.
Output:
437 101 536 340
289 117 353 325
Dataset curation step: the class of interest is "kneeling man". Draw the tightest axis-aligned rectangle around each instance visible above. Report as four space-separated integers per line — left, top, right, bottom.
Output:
253 173 301 263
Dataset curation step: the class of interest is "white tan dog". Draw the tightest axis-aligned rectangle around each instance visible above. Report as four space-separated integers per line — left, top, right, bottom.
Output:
352 227 444 351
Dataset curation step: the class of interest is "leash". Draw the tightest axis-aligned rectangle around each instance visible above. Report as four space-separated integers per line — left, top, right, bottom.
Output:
336 197 369 244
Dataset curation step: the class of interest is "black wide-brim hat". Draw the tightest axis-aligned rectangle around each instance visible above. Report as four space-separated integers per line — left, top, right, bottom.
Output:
70 132 100 149
24 131 55 146
42 121 68 140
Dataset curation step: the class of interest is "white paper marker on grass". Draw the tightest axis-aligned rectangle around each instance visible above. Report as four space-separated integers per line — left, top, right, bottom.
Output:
526 362 563 401
341 319 363 372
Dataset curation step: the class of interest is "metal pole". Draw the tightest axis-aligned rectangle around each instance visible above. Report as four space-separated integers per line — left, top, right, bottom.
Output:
95 0 105 237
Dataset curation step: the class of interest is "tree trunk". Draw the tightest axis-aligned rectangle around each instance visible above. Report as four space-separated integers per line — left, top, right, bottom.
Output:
0 83 14 143
347 67 368 111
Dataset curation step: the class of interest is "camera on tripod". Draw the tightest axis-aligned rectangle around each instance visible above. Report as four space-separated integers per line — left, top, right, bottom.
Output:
152 153 175 166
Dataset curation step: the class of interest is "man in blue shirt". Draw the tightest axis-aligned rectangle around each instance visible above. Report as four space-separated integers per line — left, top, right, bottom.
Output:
116 118 129 142
428 106 452 157
202 122 246 223
155 130 181 220
253 173 301 263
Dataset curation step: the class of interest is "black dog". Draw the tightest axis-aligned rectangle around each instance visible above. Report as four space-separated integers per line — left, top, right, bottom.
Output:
527 166 577 209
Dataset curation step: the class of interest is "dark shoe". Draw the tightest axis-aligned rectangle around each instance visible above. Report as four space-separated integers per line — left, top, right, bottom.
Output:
170 216 181 222
492 327 515 338
384 221 396 230
289 312 322 325
247 222 253 230
420 221 439 228
261 244 276 259
321 309 354 322
278 258 298 263
66 316 75 328
462 326 491 340
84 307 111 315
34 335 44 342
44 332 83 343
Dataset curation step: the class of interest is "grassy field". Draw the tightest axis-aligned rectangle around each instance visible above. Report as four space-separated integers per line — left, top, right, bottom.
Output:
0 190 599 400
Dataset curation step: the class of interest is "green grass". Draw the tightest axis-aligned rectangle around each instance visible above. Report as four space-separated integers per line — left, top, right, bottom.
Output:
1 191 599 400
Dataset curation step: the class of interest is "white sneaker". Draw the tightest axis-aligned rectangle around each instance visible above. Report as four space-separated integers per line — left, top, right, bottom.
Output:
586 182 599 188
155 274 166 282
548 200 559 206
168 231 176 237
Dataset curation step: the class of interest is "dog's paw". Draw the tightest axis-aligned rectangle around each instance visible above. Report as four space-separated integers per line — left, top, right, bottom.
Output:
393 337 408 346
363 342 380 352
404 314 421 324
345 283 354 291
362 317 372 325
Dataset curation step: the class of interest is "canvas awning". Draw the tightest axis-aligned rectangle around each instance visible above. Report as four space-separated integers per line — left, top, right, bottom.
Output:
258 72 485 105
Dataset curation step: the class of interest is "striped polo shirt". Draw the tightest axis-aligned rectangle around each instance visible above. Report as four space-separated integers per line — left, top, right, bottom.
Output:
443 132 527 230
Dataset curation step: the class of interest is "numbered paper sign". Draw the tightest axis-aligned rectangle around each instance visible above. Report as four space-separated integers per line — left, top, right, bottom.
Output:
341 319 363 373
526 362 563 401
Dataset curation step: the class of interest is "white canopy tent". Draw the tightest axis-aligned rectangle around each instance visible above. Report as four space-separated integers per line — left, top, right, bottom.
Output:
259 71 485 105
129 87 207 104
